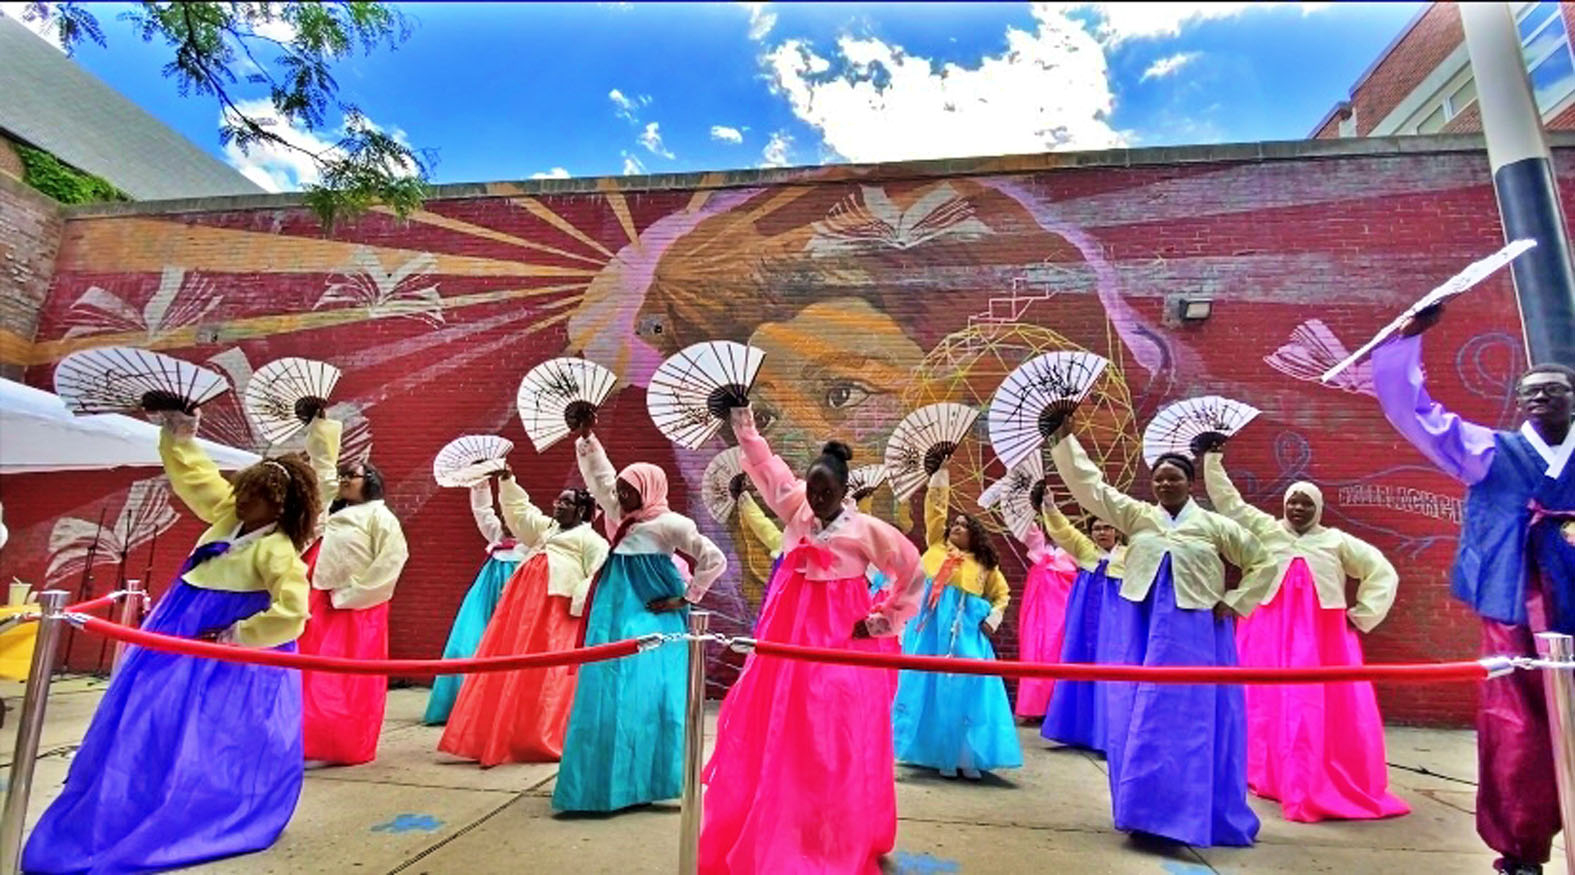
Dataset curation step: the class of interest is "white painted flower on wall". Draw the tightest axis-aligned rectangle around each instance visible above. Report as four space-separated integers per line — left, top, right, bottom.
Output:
63 267 223 341
316 247 445 327
46 478 179 585
808 184 990 254
203 347 375 461
1264 319 1375 397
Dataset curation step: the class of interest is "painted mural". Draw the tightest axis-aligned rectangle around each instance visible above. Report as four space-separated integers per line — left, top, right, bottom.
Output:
0 150 1533 720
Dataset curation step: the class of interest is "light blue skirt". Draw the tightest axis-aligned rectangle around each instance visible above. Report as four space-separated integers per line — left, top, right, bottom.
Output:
552 552 689 812
424 554 520 725
892 581 1023 773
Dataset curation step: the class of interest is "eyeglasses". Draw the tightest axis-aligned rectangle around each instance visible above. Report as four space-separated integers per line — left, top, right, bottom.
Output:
1518 383 1572 400
337 472 365 482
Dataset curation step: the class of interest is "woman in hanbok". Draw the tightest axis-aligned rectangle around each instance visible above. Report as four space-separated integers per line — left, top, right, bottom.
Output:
891 462 1023 779
734 483 785 634
24 409 319 872
1051 427 1275 847
1040 484 1128 752
440 468 608 765
299 414 409 766
423 478 525 724
700 406 924 874
1202 447 1408 822
1012 478 1081 719
551 418 726 813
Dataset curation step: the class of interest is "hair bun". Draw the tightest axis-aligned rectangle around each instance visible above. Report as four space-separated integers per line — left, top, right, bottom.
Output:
820 440 854 463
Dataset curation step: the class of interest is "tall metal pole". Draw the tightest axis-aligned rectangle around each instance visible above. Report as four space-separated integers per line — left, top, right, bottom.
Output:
1461 2 1575 368
677 610 709 875
0 590 68 875
1536 632 1575 875
111 578 144 677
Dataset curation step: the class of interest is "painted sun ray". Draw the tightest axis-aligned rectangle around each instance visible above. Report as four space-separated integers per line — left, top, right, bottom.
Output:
371 206 610 268
597 183 641 248
508 198 618 260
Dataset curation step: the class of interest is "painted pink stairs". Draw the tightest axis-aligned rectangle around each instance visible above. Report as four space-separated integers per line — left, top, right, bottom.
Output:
1237 558 1410 822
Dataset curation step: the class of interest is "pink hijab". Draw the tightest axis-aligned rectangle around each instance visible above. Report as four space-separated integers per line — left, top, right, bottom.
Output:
610 462 671 546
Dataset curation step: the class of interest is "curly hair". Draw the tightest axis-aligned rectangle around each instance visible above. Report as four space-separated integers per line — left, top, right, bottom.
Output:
570 488 596 526
232 454 322 551
954 513 1000 572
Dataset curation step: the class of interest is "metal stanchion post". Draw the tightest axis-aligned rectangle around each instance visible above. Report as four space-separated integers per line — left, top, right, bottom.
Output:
0 590 69 875
1536 632 1575 875
678 610 709 875
111 579 144 676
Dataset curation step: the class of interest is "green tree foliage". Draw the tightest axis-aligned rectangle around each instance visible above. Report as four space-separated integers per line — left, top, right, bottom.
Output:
14 141 130 204
21 1 433 229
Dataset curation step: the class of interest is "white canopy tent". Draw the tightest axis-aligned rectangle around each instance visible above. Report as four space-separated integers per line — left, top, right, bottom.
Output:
0 378 260 474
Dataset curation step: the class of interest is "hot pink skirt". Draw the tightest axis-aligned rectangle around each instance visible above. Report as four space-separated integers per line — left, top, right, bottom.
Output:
1015 556 1077 717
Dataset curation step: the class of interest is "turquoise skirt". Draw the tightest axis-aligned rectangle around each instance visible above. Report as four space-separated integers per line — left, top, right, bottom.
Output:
424 554 520 725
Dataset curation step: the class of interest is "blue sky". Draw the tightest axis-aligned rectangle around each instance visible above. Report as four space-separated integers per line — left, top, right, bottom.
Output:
2 2 1424 189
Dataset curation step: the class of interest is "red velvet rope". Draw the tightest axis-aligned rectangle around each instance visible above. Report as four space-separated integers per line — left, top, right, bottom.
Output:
748 639 1493 685
76 616 645 675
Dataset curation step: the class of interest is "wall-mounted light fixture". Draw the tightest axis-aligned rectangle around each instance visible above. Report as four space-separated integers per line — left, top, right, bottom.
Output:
1176 295 1213 323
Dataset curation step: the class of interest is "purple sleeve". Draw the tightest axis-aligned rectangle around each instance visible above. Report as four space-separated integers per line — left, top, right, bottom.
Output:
1368 335 1497 485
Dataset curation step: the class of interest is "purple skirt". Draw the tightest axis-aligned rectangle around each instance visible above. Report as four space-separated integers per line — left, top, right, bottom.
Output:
1102 556 1258 847
1041 562 1118 751
23 580 303 873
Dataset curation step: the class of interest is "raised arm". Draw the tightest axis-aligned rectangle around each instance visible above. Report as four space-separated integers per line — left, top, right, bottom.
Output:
1339 531 1400 633
497 476 556 548
1202 453 1281 541
1049 434 1149 535
924 467 950 548
736 491 784 557
305 416 343 512
225 539 309 647
330 509 410 610
861 516 926 637
730 407 808 522
1214 513 1276 617
157 412 236 525
469 481 506 546
1040 502 1101 570
1369 335 1497 485
575 432 622 521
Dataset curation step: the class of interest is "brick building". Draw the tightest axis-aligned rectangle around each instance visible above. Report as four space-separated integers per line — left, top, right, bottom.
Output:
1314 2 1575 138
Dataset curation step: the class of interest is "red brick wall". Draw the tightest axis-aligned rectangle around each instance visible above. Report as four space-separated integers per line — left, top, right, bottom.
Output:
0 142 1561 725
1347 4 1463 137
0 174 62 380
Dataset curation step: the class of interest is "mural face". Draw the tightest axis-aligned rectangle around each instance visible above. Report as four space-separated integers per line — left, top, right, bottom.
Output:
1 151 1534 722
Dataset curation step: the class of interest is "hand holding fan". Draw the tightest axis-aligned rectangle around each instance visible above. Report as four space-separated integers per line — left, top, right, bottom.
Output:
978 452 1045 541
517 357 618 452
847 464 889 502
701 446 751 524
433 435 514 488
647 341 765 450
55 347 229 415
1141 396 1260 467
884 402 980 501
244 357 342 444
988 351 1109 471
1321 238 1535 383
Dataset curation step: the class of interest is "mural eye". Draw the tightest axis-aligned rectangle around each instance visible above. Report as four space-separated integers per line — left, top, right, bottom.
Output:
824 381 872 410
636 314 667 337
753 406 779 433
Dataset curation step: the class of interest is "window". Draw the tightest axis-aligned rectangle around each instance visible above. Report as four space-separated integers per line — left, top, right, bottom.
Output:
1416 104 1448 134
1446 77 1477 116
1519 2 1575 111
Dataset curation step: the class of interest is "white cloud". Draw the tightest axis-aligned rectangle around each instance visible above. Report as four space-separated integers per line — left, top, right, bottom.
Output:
218 99 413 192
744 2 776 41
638 122 675 158
1058 2 1327 45
1140 51 1199 82
0 2 62 50
759 5 1124 164
761 130 792 168
608 88 652 123
621 151 646 175
710 125 745 144
531 167 571 179
249 13 297 43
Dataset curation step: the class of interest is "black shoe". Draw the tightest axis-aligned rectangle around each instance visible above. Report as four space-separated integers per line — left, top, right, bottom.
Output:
1494 859 1543 875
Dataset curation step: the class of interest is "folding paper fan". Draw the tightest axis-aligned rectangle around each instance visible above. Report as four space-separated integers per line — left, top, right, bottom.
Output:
988 351 1109 472
516 357 618 452
701 446 750 524
847 464 889 502
1322 238 1536 383
54 346 229 415
433 435 514 488
646 341 765 450
1141 396 1260 467
883 402 980 501
978 453 1045 541
243 357 342 444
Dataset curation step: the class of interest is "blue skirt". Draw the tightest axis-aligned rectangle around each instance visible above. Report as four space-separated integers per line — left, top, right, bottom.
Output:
1042 563 1119 752
552 552 689 812
423 555 520 725
1103 557 1258 847
24 582 303 874
892 582 1023 773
